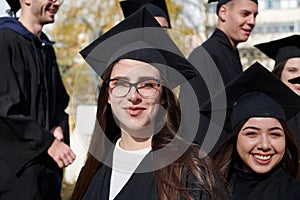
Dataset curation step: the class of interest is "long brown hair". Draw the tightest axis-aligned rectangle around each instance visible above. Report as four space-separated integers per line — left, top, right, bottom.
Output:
72 63 228 200
272 60 288 79
213 118 299 179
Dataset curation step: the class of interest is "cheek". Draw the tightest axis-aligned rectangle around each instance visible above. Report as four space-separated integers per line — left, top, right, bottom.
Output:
108 95 111 104
237 136 249 154
236 136 257 156
281 70 294 81
272 139 286 153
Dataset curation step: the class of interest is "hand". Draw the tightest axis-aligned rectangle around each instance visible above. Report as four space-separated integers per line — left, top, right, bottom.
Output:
50 126 64 141
47 139 76 168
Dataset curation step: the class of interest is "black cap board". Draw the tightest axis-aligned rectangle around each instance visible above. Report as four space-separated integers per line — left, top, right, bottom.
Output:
255 35 300 66
6 0 21 14
80 7 197 89
208 0 258 14
201 62 300 130
119 0 171 28
289 76 300 84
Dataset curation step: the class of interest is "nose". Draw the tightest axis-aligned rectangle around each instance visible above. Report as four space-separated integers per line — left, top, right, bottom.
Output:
127 87 142 104
257 135 271 151
247 15 256 27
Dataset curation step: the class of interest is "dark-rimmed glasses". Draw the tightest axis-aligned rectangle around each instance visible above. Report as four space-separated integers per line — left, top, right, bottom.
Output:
106 78 162 98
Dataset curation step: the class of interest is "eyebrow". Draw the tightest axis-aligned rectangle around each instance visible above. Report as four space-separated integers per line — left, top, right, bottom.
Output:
242 126 283 131
110 76 159 81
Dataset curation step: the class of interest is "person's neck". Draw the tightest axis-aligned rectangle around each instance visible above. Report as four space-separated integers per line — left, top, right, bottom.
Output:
18 14 43 38
217 26 238 49
119 131 152 151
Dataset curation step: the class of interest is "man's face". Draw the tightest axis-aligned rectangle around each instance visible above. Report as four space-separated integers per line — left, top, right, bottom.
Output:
31 0 61 25
220 0 258 47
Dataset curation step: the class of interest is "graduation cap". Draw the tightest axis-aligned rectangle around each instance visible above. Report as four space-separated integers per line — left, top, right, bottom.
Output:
6 0 21 14
80 7 196 89
201 62 300 130
288 76 300 84
208 0 258 14
119 0 171 28
255 35 300 66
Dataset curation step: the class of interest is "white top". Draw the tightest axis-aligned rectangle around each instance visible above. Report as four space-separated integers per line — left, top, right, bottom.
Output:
109 139 151 200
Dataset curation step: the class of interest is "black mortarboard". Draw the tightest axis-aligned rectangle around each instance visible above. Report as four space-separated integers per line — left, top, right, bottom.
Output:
201 62 300 130
80 8 196 89
255 35 300 66
208 0 258 14
288 76 300 84
6 0 21 14
119 0 171 28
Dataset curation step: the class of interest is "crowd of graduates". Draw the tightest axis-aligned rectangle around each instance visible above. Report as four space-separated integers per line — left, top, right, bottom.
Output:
1 0 300 200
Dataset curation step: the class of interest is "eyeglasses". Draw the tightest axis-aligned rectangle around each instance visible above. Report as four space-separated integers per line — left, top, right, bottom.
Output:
106 78 162 98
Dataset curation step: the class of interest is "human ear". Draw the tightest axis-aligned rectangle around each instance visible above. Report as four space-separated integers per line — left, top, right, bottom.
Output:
24 0 31 6
218 5 228 21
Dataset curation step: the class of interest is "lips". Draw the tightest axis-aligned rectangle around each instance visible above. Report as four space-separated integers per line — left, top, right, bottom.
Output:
47 8 57 15
252 154 272 164
293 85 300 90
125 106 146 116
242 29 252 36
254 154 271 160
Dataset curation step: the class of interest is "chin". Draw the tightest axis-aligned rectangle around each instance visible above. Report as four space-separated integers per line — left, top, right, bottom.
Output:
293 90 300 96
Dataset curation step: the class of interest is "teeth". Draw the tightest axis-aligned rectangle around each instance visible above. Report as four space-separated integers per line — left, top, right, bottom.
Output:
254 155 271 160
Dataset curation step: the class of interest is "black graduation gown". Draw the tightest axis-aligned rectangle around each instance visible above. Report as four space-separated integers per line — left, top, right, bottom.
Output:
0 19 69 199
82 153 214 200
179 29 242 148
82 163 156 200
287 112 300 148
194 28 243 85
229 165 300 200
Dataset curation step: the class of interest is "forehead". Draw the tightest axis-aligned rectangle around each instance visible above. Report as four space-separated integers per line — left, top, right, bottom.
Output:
285 57 300 66
242 117 283 129
110 59 161 79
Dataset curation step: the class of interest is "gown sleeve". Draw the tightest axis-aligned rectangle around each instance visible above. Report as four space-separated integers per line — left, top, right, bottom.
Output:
0 30 54 175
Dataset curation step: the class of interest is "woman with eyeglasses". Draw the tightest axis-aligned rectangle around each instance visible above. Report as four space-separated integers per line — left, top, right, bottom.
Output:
71 8 229 200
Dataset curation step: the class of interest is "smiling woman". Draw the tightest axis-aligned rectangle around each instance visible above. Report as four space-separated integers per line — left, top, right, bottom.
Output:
255 35 300 148
236 117 286 174
107 59 163 141
71 7 230 200
211 62 300 200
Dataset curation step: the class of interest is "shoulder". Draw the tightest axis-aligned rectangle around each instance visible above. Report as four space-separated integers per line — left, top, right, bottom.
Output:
262 169 300 199
0 28 20 41
274 172 300 190
0 28 29 51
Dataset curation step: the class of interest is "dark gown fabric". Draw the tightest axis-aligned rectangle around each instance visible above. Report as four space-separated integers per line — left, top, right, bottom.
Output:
229 165 300 200
190 28 243 86
0 17 69 200
179 28 242 149
287 112 300 148
82 163 156 200
82 152 217 200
